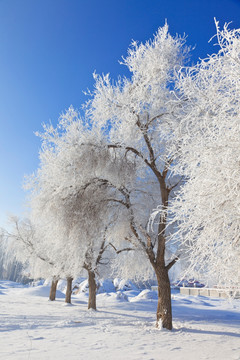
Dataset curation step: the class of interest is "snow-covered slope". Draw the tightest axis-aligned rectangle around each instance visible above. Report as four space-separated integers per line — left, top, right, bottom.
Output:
0 281 240 360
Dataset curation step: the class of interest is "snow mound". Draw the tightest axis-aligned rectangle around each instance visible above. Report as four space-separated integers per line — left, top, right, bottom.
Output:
19 285 65 298
130 289 158 302
97 291 128 302
74 278 116 295
98 279 116 293
113 278 137 291
115 291 129 301
75 279 89 294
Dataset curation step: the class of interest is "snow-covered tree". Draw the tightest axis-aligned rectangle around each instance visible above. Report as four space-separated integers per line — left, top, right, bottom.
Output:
169 21 240 291
85 24 190 329
0 227 29 283
3 217 57 279
25 107 136 308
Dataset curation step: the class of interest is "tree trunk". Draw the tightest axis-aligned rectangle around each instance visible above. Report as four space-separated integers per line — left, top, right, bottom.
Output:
49 277 59 301
154 180 172 330
155 266 172 330
65 277 73 304
88 270 97 310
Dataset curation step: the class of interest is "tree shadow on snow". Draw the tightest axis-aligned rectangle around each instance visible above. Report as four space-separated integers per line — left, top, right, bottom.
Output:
175 327 240 338
0 314 92 333
173 305 240 326
94 308 155 327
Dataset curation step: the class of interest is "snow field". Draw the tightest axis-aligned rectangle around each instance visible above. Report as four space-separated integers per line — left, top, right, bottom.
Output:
0 281 240 360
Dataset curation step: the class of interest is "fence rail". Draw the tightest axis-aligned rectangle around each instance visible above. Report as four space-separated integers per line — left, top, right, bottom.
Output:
180 287 240 299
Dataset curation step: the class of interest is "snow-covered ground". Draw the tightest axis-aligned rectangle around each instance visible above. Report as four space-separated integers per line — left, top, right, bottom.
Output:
0 281 240 360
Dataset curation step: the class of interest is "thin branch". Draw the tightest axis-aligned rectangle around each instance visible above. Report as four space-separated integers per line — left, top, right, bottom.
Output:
148 112 169 127
109 242 134 254
6 222 55 267
108 144 152 168
167 176 183 193
104 198 128 207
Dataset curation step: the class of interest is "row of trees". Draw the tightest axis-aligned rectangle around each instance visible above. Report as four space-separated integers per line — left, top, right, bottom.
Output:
3 21 240 330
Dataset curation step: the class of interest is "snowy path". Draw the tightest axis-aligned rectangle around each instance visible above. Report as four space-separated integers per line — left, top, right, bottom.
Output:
0 282 240 360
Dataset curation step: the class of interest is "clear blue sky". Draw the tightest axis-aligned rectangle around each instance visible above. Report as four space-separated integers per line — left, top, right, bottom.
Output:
0 0 240 227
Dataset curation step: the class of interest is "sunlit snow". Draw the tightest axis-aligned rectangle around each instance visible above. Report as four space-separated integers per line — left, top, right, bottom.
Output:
0 281 240 360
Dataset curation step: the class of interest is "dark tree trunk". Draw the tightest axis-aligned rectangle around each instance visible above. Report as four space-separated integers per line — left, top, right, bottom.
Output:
88 270 97 310
65 277 73 304
154 181 173 330
155 266 172 330
49 277 59 301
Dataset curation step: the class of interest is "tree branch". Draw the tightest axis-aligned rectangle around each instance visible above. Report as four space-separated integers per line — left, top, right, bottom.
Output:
167 177 183 193
6 221 55 267
148 113 169 127
95 239 107 266
136 118 156 166
104 198 128 207
165 255 180 272
162 158 173 180
109 242 134 254
108 144 152 168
